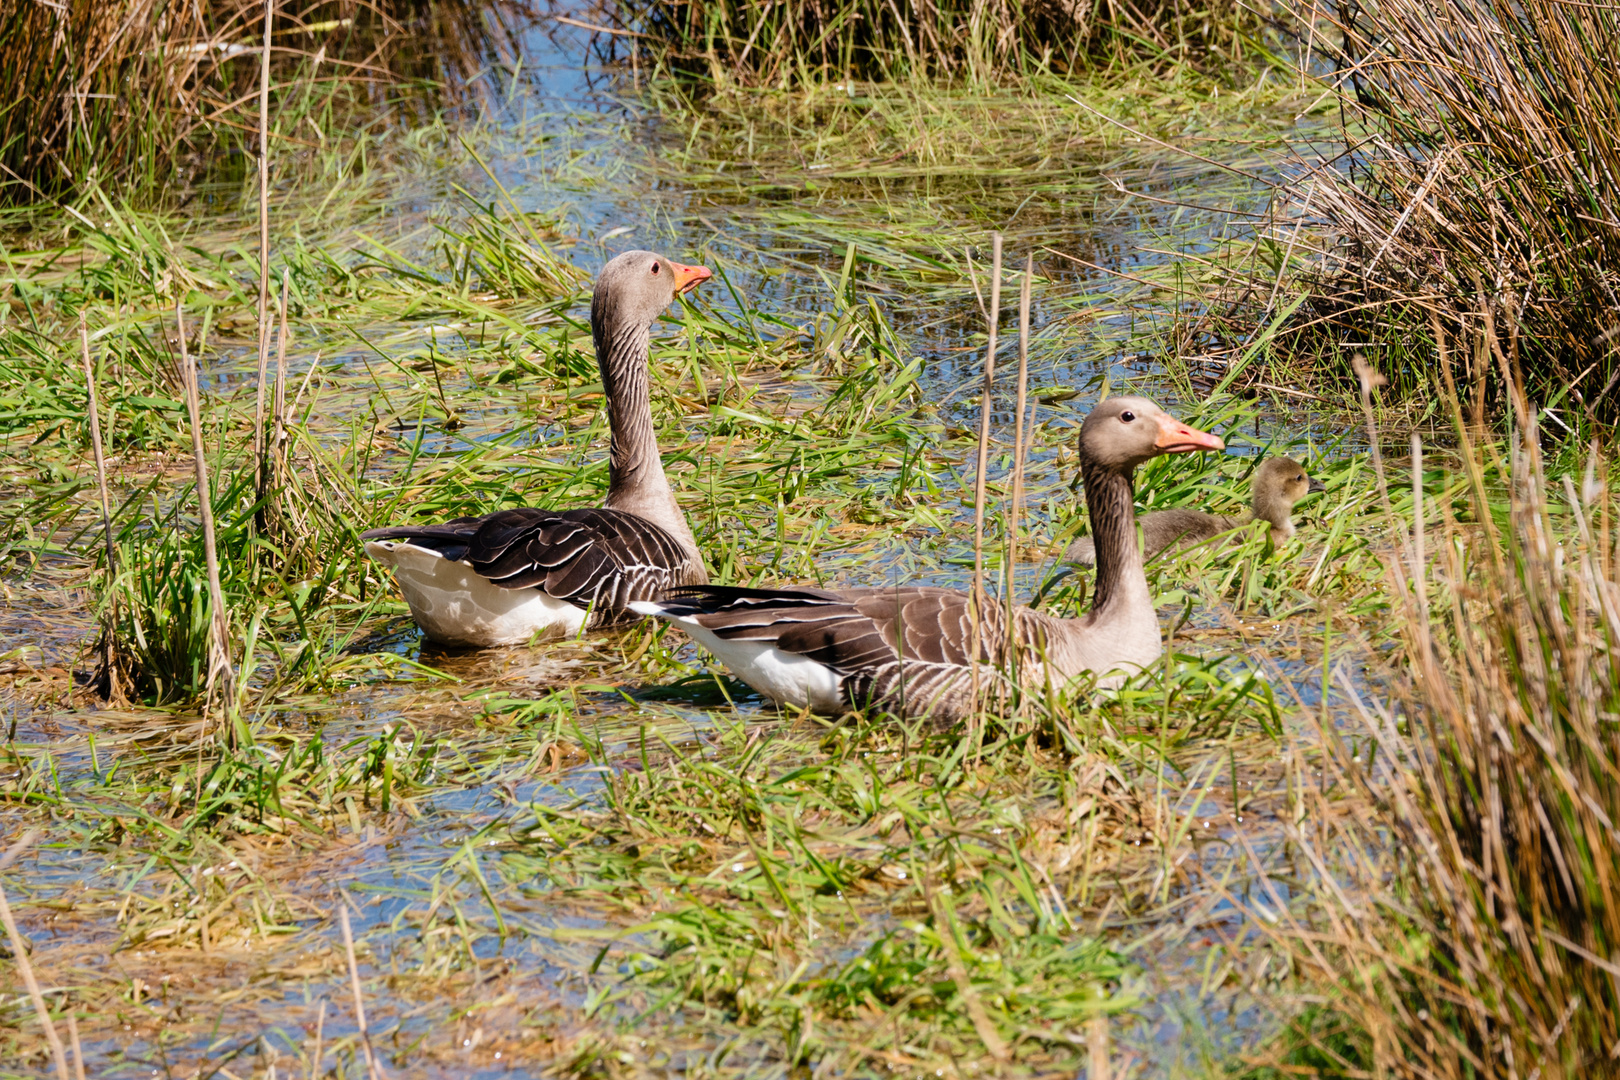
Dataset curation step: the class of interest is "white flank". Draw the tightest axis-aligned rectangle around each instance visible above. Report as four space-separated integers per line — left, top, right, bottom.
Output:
364 540 587 647
642 609 844 713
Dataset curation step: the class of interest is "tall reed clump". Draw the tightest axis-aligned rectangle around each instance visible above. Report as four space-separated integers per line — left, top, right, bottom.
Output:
0 0 524 203
1288 0 1620 414
1253 357 1620 1075
621 0 1250 85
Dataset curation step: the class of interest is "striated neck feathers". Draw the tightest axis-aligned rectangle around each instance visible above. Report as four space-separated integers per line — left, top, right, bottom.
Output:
1011 455 1161 684
589 285 699 558
1079 457 1149 616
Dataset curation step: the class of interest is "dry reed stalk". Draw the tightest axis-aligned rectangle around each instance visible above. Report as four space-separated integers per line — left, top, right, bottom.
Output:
971 233 1001 608
289 349 322 417
77 317 116 580
1004 255 1032 623
79 315 127 705
253 0 274 529
1411 432 1426 623
1087 1015 1110 1080
967 233 1001 727
65 1013 85 1080
176 300 236 723
310 998 325 1080
263 265 292 540
0 830 69 1080
339 901 384 1080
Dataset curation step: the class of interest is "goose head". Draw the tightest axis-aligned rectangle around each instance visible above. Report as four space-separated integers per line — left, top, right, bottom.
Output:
1079 396 1226 471
593 249 713 332
1251 456 1325 527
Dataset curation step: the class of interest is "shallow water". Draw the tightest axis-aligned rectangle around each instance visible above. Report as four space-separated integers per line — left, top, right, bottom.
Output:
0 13 1386 1080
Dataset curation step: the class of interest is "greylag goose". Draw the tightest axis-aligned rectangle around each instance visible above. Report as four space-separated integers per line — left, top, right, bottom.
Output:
1064 456 1324 567
362 250 711 646
630 397 1224 720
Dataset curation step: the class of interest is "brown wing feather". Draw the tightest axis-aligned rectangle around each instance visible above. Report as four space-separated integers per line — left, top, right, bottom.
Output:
658 585 1011 719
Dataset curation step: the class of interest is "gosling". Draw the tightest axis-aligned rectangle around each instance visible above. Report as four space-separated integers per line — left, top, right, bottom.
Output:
1064 456 1326 567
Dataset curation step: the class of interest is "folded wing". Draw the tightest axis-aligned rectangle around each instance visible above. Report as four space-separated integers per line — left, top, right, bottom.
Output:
655 584 1011 718
363 507 701 628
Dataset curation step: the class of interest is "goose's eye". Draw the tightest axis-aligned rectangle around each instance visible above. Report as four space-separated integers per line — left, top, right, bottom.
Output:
1120 410 1136 423
651 262 661 274
1298 474 1307 482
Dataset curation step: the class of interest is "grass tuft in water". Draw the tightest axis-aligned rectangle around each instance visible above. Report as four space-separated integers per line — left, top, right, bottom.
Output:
625 0 1262 86
1275 0 1620 413
1242 339 1620 1076
0 0 533 204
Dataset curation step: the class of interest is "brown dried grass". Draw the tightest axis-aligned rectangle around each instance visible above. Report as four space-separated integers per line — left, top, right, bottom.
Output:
1245 348 1620 1076
621 0 1255 86
0 0 525 203
1286 0 1620 413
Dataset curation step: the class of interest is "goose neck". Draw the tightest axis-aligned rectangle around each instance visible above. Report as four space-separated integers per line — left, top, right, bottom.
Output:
592 308 699 558
1252 485 1292 532
1081 459 1150 615
1016 459 1158 684
595 317 661 489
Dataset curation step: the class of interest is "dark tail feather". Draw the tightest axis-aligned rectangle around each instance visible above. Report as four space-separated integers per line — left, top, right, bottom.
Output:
659 583 842 614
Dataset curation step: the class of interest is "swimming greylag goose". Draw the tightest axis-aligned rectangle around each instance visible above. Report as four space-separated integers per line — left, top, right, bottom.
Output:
1064 456 1324 567
630 397 1224 721
362 250 711 647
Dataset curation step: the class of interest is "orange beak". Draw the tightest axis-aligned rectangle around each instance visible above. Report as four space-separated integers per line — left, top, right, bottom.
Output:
1153 416 1225 454
668 260 712 296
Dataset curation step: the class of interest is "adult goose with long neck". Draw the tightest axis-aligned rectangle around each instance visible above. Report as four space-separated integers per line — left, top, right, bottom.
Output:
1064 455 1325 567
363 250 711 647
631 397 1224 721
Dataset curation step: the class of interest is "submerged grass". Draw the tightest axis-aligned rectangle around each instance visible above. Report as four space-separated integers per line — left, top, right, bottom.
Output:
0 662 1302 1074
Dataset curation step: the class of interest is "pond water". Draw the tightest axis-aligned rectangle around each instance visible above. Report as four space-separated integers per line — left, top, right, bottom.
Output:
0 11 1388 1079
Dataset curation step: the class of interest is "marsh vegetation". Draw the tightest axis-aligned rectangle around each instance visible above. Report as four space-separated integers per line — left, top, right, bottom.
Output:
0 0 1616 1078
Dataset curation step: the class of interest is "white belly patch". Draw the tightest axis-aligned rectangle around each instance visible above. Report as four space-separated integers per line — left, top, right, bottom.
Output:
365 540 587 647
631 605 845 713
